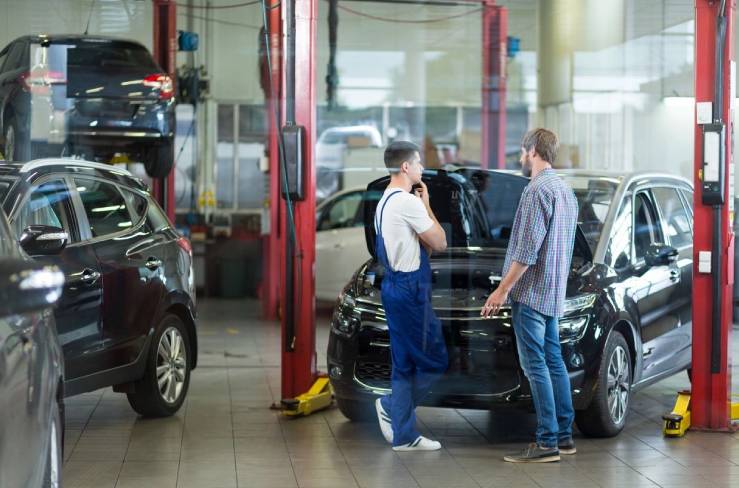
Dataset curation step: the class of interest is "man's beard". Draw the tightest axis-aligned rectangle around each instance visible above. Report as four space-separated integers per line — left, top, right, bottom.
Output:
521 157 532 177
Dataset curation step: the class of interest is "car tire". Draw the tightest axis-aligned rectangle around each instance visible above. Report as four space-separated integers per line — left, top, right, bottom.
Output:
144 141 174 178
336 397 375 421
575 331 632 438
42 400 63 488
3 117 30 161
127 314 191 417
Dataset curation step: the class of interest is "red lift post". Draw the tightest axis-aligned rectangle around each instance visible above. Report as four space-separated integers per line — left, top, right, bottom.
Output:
279 0 320 403
152 0 177 222
263 4 283 320
691 0 736 431
481 0 507 170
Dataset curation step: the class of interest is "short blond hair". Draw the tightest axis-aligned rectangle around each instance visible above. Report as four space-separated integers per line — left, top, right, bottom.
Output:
522 128 559 164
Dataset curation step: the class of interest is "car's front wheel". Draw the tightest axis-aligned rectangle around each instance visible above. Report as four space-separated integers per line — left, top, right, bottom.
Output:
42 400 63 488
575 331 632 437
127 314 191 417
3 117 30 161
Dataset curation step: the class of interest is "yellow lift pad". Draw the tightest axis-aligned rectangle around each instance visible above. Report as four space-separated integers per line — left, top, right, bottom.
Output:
281 377 333 417
663 390 739 437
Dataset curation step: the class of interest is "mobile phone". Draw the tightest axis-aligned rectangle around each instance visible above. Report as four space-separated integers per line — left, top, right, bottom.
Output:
412 183 422 193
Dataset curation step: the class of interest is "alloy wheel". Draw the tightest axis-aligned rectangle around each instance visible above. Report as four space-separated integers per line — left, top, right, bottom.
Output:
156 326 187 404
606 345 630 426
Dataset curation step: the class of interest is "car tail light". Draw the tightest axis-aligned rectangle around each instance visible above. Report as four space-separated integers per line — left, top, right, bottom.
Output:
176 237 192 256
143 74 174 100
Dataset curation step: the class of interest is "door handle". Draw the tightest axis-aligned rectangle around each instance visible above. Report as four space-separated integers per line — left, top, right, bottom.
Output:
79 269 101 285
145 258 162 270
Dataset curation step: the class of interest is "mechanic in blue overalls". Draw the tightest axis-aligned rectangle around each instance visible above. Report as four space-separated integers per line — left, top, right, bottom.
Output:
373 141 449 451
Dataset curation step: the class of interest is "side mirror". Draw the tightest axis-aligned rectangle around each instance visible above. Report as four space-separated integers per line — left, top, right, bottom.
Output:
0 258 64 316
645 244 679 267
19 225 68 255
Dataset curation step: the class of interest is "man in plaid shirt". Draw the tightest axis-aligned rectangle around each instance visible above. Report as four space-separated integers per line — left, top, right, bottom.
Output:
481 128 579 463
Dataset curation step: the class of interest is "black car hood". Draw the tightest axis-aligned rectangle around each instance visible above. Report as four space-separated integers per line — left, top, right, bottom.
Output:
362 168 592 263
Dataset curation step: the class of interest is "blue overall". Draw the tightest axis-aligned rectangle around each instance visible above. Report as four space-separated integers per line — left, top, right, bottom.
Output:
375 190 448 446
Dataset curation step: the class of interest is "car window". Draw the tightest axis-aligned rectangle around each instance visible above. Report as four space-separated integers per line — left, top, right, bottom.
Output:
605 196 633 270
634 192 664 261
565 177 618 252
680 189 694 217
121 188 148 226
146 198 171 232
319 192 363 231
653 187 692 248
13 179 77 242
74 178 133 238
0 211 18 257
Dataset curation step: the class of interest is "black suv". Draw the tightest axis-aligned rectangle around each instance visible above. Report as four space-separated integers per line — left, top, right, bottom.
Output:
0 206 65 488
328 168 693 437
0 158 197 417
0 35 175 177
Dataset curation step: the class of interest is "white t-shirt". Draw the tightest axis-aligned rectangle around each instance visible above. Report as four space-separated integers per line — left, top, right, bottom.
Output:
375 188 434 272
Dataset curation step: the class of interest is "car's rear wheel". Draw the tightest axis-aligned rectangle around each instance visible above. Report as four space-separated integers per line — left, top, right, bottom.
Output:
336 397 375 421
3 118 30 161
42 400 62 488
575 331 632 437
144 141 174 178
127 314 191 417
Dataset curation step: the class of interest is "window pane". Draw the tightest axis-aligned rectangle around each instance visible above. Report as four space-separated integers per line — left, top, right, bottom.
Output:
323 193 363 230
634 193 663 260
606 198 632 269
14 179 76 241
653 187 692 248
74 178 132 238
121 188 148 226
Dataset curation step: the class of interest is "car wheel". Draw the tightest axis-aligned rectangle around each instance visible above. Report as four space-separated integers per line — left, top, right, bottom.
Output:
127 314 191 417
336 397 375 421
144 142 174 178
575 331 632 437
42 400 62 488
3 118 30 161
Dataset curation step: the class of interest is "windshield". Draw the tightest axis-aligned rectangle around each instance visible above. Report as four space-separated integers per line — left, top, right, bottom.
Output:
562 176 618 251
365 170 529 254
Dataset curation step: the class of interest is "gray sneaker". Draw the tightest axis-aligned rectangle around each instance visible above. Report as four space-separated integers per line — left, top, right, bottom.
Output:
503 443 560 463
558 439 577 455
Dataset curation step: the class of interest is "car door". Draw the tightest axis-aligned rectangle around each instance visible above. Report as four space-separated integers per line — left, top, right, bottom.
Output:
630 189 683 378
0 213 37 488
11 176 104 382
73 177 164 372
315 190 373 300
651 186 694 370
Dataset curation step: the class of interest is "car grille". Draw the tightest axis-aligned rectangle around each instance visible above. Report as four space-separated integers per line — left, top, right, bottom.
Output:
355 361 391 389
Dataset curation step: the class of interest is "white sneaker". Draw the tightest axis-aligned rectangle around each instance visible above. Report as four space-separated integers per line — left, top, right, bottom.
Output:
375 398 393 443
392 436 442 452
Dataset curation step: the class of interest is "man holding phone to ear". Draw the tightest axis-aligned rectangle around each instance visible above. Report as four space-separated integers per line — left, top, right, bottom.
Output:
373 141 449 451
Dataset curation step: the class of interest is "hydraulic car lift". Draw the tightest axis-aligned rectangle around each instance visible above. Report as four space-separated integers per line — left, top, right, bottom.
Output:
152 0 177 222
664 0 739 436
269 0 509 416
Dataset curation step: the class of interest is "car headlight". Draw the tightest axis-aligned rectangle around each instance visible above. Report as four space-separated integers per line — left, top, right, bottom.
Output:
331 291 360 337
559 316 589 342
563 293 597 314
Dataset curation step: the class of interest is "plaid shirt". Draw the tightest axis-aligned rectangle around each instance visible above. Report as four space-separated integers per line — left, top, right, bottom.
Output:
502 169 578 318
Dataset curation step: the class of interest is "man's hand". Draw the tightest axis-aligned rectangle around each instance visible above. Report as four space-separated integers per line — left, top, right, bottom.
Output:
414 181 431 209
481 287 509 318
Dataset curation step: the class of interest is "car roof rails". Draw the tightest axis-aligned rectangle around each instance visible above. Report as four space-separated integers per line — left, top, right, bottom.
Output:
19 158 134 177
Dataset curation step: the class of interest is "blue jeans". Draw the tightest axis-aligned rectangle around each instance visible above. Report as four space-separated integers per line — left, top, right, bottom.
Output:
512 301 574 448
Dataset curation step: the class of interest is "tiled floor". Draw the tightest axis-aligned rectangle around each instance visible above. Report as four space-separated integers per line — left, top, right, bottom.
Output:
62 299 739 488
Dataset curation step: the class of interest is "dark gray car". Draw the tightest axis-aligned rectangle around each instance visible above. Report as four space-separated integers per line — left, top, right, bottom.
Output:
0 205 65 487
